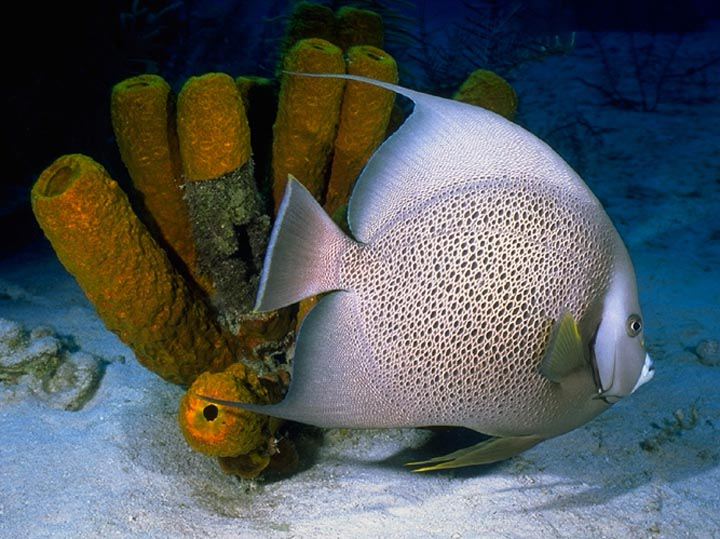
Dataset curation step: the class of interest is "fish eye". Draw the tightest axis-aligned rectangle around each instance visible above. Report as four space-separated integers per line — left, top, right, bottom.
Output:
626 314 642 337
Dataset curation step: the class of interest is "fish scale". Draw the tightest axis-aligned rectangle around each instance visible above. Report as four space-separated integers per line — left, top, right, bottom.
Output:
202 74 655 470
341 178 614 436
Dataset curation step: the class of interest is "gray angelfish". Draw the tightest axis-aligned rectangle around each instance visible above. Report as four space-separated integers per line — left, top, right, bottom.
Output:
204 73 654 471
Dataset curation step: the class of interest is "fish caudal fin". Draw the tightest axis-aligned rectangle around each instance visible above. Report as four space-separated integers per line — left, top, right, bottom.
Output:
255 176 354 312
407 435 544 472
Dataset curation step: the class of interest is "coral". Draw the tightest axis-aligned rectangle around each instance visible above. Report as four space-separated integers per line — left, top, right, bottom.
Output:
324 45 397 215
170 72 278 331
183 171 271 327
280 2 336 59
453 69 518 121
271 38 346 209
30 5 403 476
31 154 239 385
578 32 720 112
218 435 298 478
280 2 383 58
272 36 399 330
0 318 105 411
110 75 205 291
177 73 252 182
179 362 290 478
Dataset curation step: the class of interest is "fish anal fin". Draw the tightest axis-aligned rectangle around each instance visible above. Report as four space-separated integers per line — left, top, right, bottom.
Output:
210 290 386 429
539 311 587 383
407 435 544 472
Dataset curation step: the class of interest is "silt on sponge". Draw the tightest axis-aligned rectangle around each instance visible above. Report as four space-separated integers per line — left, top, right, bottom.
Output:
179 362 293 478
177 72 275 333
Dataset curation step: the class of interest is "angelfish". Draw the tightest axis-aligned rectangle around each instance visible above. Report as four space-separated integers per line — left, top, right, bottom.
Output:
205 74 655 471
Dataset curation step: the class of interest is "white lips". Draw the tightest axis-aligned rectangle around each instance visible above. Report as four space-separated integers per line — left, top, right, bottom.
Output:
630 353 655 393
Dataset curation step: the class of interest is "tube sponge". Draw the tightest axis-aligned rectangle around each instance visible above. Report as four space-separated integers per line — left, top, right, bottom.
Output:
281 1 336 58
453 69 518 121
179 363 275 458
335 6 384 50
177 72 271 326
179 362 292 478
272 38 345 210
324 45 397 215
110 75 207 292
31 154 239 385
177 73 252 182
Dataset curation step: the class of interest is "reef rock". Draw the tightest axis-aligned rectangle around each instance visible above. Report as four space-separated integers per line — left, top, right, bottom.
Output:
696 339 720 366
0 318 106 411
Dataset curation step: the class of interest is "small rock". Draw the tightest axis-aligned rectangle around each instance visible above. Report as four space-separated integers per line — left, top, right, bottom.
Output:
696 339 720 366
0 318 25 356
42 351 103 411
0 317 106 410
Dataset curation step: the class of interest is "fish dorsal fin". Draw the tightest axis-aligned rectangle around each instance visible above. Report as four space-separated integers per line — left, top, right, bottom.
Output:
540 311 587 383
287 73 584 243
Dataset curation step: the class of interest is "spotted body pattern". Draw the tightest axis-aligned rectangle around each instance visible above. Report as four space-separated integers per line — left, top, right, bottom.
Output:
205 74 654 470
336 178 615 437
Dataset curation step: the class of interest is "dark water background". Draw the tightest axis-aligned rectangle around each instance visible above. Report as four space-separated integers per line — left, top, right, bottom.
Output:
2 0 719 253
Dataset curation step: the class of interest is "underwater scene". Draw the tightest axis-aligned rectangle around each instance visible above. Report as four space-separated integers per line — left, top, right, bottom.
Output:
1 1 719 537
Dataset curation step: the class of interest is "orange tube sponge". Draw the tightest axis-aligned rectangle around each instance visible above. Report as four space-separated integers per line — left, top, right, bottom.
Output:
272 38 345 210
31 154 239 385
179 362 290 478
336 6 384 51
179 363 276 458
110 75 208 291
324 45 397 215
453 69 518 121
280 2 336 58
177 73 252 182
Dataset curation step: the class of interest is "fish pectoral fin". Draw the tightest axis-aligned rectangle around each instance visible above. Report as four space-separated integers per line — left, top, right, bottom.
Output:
539 311 587 383
406 435 544 472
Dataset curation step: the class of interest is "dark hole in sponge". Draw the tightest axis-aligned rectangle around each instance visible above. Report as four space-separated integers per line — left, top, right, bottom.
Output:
43 166 75 197
203 404 219 421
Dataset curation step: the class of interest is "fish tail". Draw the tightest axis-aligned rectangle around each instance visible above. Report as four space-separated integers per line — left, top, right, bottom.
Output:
255 176 355 312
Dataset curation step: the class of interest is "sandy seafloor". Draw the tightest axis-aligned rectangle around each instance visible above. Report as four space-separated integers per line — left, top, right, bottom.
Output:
2 27 719 539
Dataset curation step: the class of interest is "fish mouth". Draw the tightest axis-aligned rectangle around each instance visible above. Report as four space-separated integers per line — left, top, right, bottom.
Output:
630 353 655 393
594 352 654 403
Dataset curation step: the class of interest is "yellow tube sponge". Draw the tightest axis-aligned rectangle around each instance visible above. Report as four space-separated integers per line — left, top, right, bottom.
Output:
336 6 384 51
110 75 207 291
179 363 274 458
272 38 345 210
31 154 239 385
280 1 336 58
177 73 252 182
453 69 518 121
324 45 397 215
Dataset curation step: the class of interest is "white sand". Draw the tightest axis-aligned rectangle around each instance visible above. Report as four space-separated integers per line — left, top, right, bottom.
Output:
1 28 719 539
